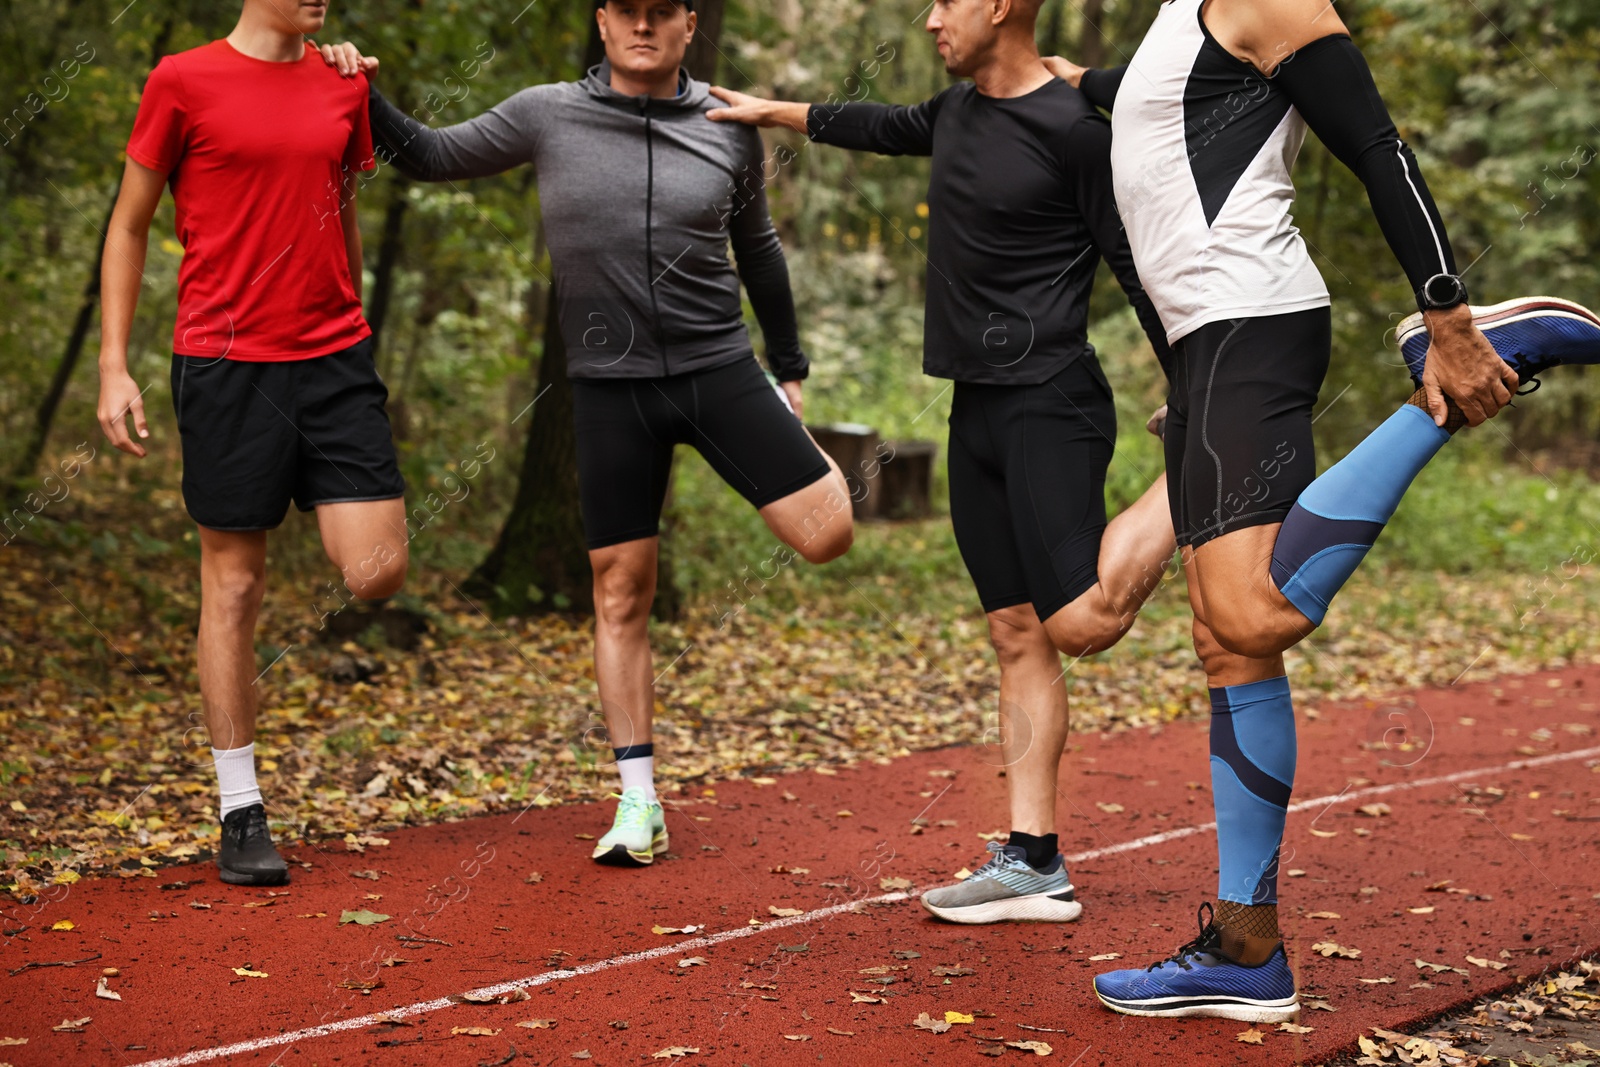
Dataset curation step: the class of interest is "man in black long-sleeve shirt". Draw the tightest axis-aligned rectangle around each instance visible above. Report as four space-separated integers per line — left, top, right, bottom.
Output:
709 0 1178 926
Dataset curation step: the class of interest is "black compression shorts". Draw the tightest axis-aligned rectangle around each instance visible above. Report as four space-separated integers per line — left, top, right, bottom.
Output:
571 358 832 550
1164 308 1331 549
170 337 405 532
947 357 1117 621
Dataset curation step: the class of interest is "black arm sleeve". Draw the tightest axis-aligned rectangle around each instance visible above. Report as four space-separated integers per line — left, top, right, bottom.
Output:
727 130 808 381
1274 34 1457 305
806 94 941 156
1079 66 1127 113
1065 116 1175 382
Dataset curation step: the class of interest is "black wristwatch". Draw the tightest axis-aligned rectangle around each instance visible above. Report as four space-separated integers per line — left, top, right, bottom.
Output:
1417 273 1469 313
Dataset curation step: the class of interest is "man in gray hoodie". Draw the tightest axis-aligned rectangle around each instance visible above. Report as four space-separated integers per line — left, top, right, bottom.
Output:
321 0 852 868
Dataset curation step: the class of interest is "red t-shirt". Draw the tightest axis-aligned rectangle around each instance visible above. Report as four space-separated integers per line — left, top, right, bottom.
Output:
127 40 376 361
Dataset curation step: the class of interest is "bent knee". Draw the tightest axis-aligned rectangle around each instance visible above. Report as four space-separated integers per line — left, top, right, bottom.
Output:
1204 609 1306 661
797 520 853 565
344 563 407 601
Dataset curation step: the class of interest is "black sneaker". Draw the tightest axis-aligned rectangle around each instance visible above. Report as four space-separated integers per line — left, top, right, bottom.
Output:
218 804 290 886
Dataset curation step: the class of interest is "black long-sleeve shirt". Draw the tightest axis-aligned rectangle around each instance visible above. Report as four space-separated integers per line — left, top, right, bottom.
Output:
808 79 1173 385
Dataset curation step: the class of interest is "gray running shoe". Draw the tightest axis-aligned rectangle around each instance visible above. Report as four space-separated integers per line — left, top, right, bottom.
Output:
921 842 1081 924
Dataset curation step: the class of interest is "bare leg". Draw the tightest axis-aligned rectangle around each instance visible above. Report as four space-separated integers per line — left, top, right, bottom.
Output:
986 604 1070 836
1043 473 1176 657
756 436 854 564
197 527 269 754
589 538 660 762
1189 523 1316 660
315 498 409 599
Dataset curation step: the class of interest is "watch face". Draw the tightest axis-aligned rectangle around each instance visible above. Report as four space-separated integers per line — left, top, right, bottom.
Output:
1426 275 1464 307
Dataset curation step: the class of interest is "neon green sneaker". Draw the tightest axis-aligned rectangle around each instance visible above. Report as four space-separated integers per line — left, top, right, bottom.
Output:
592 787 668 867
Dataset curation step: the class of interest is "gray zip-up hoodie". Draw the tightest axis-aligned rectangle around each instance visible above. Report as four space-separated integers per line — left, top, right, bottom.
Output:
369 62 807 381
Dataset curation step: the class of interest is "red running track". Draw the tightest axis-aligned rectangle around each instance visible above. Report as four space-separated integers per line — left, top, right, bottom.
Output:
2 667 1597 1066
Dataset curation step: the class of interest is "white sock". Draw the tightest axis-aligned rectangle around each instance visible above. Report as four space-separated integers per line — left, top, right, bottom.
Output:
617 754 656 802
213 743 264 820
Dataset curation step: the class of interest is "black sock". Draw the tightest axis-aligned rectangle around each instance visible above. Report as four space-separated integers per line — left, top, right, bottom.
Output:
1007 831 1058 870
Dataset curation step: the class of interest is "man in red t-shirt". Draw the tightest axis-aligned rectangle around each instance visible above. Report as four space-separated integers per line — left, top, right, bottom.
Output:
97 0 408 886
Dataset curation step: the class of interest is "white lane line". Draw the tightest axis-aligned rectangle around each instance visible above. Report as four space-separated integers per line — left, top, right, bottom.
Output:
1068 743 1600 865
126 742 1600 1066
124 894 914 1067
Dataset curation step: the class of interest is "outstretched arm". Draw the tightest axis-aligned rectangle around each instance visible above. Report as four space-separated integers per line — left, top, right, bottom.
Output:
709 86 940 157
1213 0 1515 426
1067 116 1175 381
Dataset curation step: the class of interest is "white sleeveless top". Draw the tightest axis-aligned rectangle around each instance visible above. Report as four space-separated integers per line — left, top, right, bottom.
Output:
1110 0 1330 343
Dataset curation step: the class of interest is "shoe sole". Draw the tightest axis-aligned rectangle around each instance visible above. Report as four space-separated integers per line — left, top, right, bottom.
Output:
921 886 1082 924
592 830 669 868
1094 988 1300 1024
1398 295 1600 367
218 866 290 887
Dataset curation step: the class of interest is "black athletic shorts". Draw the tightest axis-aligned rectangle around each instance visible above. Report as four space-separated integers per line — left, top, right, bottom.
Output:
947 357 1117 621
1164 308 1331 549
571 358 832 550
170 336 405 532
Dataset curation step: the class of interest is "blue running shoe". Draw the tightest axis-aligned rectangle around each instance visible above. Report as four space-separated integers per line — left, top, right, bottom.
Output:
1398 296 1600 387
1093 904 1299 1023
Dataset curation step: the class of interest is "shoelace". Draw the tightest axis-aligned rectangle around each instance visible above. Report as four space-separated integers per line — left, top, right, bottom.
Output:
1147 901 1224 973
609 791 654 831
970 841 1026 880
231 806 271 847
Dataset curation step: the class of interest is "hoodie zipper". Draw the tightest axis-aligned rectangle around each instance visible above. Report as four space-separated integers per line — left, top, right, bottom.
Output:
641 104 668 375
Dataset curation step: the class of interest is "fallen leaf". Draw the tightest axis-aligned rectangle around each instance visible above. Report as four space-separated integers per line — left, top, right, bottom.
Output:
450 1027 500 1036
850 992 883 1004
574 833 595 841
783 1034 810 1041
350 870 380 881
749 777 778 786
1306 1000 1337 1012
1309 828 1338 838
1359 977 1396 985
768 906 805 918
1286 869 1307 877
1004 1040 1053 1055
524 871 543 885
1311 942 1361 959
770 865 810 875
945 1011 974 1024
0 1037 26 1047
1357 803 1391 817
1095 802 1125 814
651 1047 698 1059
516 1019 558 1030
95 976 121 1001
52 1018 91 1033
1088 953 1122 962
1406 906 1435 915
677 956 707 968
573 1051 593 1060
1306 911 1340 920
188 901 211 910
879 877 912 891
338 910 390 926
1465 955 1507 970
912 1012 952 1034
50 919 75 932
453 989 530 1005
1237 1029 1265 1044
232 967 269 978
826 1028 855 1036
931 966 975 977
892 950 922 959
836 810 853 817
952 868 973 881
1413 958 1468 975
1278 1023 1314 1034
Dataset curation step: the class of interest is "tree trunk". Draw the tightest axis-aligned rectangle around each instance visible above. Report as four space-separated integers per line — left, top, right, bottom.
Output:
365 177 409 371
4 11 178 501
469 0 726 619
1079 0 1109 69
